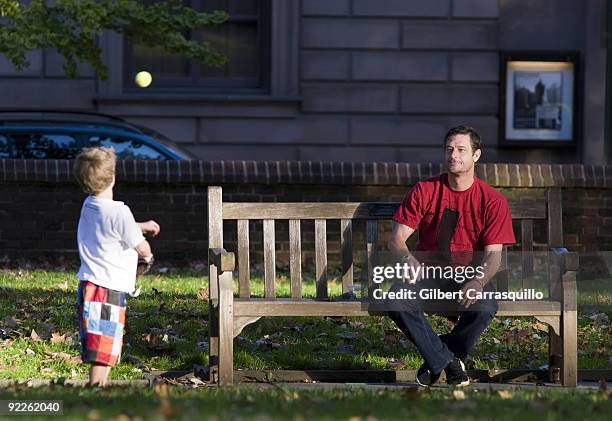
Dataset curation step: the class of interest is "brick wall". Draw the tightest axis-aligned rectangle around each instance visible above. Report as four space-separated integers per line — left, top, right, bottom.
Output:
1 160 611 276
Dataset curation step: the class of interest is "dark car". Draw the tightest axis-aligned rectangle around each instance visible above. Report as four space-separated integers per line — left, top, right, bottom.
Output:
0 110 196 160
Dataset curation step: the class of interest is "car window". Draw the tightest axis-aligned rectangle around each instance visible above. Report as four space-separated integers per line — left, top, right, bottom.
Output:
87 135 169 160
0 133 80 159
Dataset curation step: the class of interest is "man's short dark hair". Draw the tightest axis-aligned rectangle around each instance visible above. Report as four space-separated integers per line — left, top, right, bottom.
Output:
444 125 481 152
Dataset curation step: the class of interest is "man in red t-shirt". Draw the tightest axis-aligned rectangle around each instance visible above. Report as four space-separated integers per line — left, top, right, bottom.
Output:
387 125 516 387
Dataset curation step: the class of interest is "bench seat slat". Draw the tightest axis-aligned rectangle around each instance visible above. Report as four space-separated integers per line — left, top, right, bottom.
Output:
222 202 546 220
233 299 561 317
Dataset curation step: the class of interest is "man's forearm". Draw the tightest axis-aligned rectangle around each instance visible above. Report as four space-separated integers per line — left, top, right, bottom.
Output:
389 239 411 260
474 250 502 286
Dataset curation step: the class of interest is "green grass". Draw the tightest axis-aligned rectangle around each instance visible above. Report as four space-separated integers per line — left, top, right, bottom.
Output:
0 269 611 382
0 384 611 420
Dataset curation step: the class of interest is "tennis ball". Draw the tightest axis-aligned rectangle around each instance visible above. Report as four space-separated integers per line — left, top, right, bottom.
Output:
135 71 152 88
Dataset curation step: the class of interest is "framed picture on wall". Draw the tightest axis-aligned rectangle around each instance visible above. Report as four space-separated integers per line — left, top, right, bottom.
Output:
499 52 578 147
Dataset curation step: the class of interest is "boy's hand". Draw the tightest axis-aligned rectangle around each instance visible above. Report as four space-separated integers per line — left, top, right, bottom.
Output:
137 255 155 276
139 220 160 237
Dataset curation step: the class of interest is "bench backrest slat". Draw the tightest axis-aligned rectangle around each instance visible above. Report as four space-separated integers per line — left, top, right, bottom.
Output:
547 188 563 247
521 219 534 289
263 219 276 298
223 201 546 220
315 219 328 299
289 219 302 299
367 220 379 293
237 219 250 298
341 219 354 295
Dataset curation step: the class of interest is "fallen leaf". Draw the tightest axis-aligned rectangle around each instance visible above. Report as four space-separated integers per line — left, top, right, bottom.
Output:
25 348 35 355
87 409 101 421
3 316 19 327
157 399 179 418
196 341 209 352
337 344 356 355
197 288 209 301
123 353 147 370
389 359 406 370
498 390 513 399
453 390 466 400
481 354 498 362
404 387 422 400
44 351 81 363
336 331 361 340
399 338 411 349
154 384 170 398
189 376 205 385
533 322 549 332
50 332 67 344
517 329 530 339
30 329 42 342
57 281 68 290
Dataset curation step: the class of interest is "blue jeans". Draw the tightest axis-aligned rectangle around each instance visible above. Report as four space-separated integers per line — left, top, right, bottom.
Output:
387 277 497 374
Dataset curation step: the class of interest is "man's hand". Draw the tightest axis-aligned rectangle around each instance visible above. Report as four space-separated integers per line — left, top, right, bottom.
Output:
139 220 160 237
401 255 423 284
458 279 484 308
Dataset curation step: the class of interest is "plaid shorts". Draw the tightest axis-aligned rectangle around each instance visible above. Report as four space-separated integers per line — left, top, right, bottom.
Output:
77 281 126 366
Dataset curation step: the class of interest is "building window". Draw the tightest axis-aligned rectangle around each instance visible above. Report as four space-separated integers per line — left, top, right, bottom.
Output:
124 0 270 93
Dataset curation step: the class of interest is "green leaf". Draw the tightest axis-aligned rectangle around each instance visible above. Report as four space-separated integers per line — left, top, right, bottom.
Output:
0 0 228 79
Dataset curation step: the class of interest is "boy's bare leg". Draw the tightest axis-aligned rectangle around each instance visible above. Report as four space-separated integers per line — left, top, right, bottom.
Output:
89 363 111 387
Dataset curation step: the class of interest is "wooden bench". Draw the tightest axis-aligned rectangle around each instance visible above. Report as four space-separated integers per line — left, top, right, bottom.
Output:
206 186 578 387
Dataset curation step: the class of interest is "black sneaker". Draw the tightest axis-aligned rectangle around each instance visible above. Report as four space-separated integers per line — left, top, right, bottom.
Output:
444 357 470 387
416 362 441 387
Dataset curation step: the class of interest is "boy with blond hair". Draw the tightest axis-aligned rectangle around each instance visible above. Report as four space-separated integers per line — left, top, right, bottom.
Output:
73 147 160 386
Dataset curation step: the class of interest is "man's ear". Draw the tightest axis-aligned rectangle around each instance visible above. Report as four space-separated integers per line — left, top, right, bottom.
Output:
473 149 481 163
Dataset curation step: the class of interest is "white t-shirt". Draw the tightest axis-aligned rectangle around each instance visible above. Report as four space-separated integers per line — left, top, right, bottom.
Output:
76 196 145 293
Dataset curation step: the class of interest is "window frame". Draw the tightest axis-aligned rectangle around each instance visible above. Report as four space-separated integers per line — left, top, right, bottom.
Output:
97 0 299 100
122 0 272 94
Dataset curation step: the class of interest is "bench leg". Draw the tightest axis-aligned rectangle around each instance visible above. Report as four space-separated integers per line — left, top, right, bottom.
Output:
561 309 577 387
208 304 220 384
218 271 234 386
548 327 562 383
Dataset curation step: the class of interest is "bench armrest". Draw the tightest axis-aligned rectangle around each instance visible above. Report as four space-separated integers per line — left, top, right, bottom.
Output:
549 248 577 310
209 248 236 273
550 247 579 277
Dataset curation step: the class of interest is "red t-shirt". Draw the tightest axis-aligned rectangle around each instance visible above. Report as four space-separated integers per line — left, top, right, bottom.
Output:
393 173 516 266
